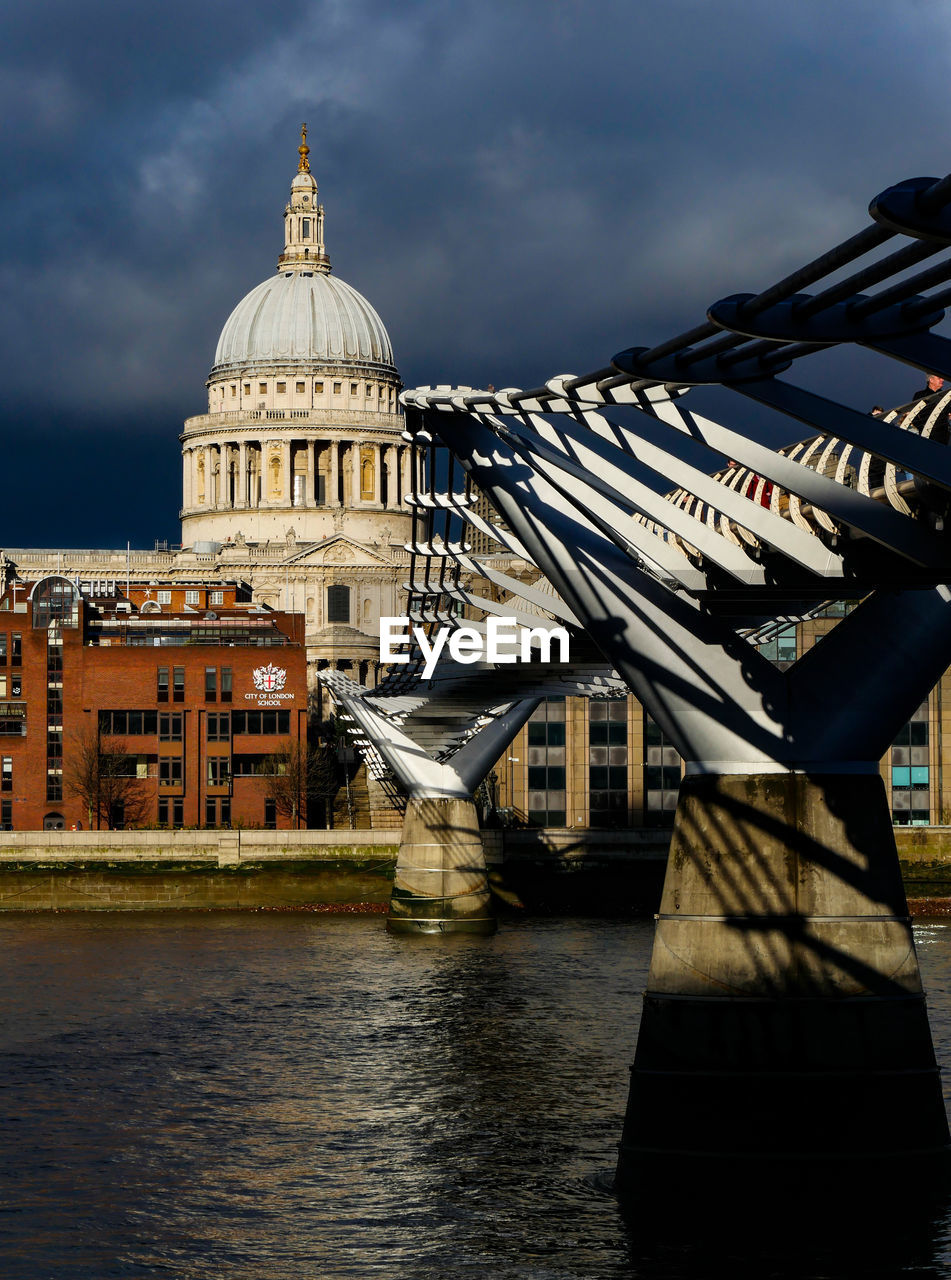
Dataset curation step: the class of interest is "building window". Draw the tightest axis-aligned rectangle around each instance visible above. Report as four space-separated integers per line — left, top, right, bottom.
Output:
207 712 230 742
185 590 200 606
0 799 10 830
327 585 350 623
1 758 11 792
231 385 237 398
333 382 341 394
11 675 21 698
11 635 21 666
314 381 323 394
259 382 267 394
296 381 305 393
264 798 277 829
350 382 358 395
173 667 185 702
207 757 231 787
158 798 184 828
205 667 217 701
210 590 224 606
301 218 311 237
231 710 290 735
206 797 232 827
589 700 628 827
221 667 232 704
644 714 681 826
892 700 931 826
159 757 183 786
159 713 183 742
100 710 158 735
47 688 62 718
157 667 169 702
243 383 250 395
0 677 6 698
0 635 6 665
157 589 171 605
526 698 567 827
277 382 286 394
47 774 62 802
757 624 797 667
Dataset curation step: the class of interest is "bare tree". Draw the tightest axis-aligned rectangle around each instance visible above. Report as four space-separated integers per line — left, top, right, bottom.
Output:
64 729 149 830
261 740 338 828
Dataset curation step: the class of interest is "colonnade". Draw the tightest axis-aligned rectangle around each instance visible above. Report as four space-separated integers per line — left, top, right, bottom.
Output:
181 437 414 513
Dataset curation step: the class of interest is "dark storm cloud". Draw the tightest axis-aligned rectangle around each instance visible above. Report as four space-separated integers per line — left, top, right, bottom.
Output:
1 0 949 542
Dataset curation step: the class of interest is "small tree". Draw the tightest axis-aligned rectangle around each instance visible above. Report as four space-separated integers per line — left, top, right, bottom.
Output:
64 729 149 830
261 740 338 828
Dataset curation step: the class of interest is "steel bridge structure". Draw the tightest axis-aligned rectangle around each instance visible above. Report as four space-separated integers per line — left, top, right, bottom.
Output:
396 171 951 1184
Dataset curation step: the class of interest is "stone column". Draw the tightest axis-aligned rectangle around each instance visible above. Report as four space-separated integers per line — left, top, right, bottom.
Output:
204 445 214 506
181 450 191 512
351 440 362 506
387 796 496 936
614 770 950 1191
400 447 412 503
373 443 383 506
384 445 397 509
305 439 316 506
282 440 292 507
330 441 340 506
236 442 248 509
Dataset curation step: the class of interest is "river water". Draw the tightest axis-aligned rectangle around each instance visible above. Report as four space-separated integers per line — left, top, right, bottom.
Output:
2 912 951 1279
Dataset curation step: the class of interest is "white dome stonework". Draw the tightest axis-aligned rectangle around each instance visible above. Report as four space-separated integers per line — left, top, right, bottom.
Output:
180 127 412 570
213 271 396 375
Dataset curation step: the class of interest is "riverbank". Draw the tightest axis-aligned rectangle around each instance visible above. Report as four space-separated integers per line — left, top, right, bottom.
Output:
0 825 947 913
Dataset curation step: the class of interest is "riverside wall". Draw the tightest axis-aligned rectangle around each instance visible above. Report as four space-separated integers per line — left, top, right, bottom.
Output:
0 825 946 912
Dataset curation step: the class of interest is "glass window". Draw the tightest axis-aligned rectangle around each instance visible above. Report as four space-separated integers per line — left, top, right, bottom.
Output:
333 382 341 394
11 635 21 665
207 757 230 786
31 577 79 630
221 667 232 703
296 381 305 393
185 590 200 606
10 675 20 698
276 382 286 394
159 757 182 785
173 667 185 702
259 382 267 394
0 799 11 829
314 381 324 394
327 585 350 623
157 667 169 702
1 758 11 792
205 667 217 701
157 589 171 605
0 635 6 665
243 383 250 395
210 590 224 606
264 798 277 829
159 713 183 742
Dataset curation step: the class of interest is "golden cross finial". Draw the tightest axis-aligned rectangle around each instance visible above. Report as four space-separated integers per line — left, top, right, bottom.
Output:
298 122 311 173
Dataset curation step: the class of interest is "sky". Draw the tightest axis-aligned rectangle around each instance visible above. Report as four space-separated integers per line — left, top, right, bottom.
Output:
2 0 950 548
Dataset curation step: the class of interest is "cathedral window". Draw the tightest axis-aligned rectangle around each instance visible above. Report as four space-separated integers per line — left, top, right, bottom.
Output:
350 382 358 395
314 381 323 393
333 382 341 394
243 383 250 395
259 382 267 395
277 382 286 394
327 585 350 623
296 381 305 393
302 218 311 237
231 385 236 397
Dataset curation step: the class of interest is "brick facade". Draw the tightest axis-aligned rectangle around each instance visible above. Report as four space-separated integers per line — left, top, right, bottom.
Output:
0 575 308 831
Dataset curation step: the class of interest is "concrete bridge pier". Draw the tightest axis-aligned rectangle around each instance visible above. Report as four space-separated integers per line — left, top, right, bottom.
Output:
614 769 950 1191
387 795 495 935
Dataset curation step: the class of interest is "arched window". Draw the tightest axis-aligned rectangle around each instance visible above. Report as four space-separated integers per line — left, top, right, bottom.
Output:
31 577 80 629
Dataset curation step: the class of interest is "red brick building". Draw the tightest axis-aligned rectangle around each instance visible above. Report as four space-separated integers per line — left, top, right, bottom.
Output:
0 574 308 830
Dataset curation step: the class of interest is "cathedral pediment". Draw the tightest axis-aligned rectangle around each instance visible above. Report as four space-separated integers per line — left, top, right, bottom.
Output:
289 535 396 568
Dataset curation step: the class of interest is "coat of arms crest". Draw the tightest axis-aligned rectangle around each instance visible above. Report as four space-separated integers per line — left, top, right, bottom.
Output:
252 664 287 693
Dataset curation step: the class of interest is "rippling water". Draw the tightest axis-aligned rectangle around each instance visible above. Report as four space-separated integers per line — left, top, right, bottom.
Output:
2 913 951 1278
